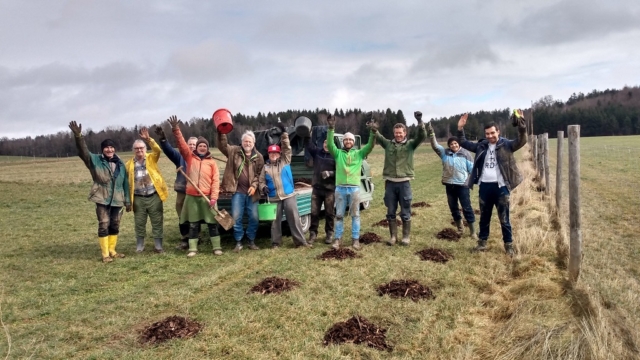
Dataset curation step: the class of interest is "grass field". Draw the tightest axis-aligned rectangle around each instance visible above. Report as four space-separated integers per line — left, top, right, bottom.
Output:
0 136 638 359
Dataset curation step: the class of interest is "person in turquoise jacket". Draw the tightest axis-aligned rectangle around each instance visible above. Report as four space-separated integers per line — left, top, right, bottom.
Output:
427 123 476 239
326 113 376 250
69 121 131 263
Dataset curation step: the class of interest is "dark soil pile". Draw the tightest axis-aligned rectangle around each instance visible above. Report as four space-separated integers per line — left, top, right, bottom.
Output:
317 248 360 260
323 316 392 351
249 276 300 294
139 315 202 344
377 279 435 301
411 202 431 208
373 218 402 227
360 232 382 244
437 228 461 241
415 248 454 263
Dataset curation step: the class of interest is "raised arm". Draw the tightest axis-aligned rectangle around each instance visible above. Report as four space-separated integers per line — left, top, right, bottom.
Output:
168 116 191 159
360 130 376 157
507 109 527 152
217 132 231 157
409 111 427 150
280 132 292 165
69 121 93 169
374 131 390 149
139 127 161 163
456 114 479 153
428 124 445 159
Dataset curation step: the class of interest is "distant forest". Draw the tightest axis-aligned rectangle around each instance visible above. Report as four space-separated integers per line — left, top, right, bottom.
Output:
1 86 639 157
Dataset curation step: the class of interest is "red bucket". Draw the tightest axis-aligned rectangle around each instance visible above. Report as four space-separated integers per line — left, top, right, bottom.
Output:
212 108 234 134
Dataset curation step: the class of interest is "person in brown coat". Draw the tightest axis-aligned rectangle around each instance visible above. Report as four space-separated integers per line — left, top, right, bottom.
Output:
218 130 265 251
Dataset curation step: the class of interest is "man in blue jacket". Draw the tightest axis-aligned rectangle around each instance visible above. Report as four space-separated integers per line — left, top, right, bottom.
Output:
457 110 527 257
155 126 198 250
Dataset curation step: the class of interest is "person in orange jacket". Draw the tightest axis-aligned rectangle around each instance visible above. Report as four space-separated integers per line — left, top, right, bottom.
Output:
168 115 221 257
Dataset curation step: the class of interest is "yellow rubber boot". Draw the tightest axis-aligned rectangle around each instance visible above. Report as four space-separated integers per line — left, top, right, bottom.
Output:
99 237 112 263
108 235 125 259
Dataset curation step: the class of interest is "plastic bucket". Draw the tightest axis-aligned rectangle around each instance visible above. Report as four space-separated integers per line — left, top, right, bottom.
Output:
212 108 234 134
294 116 312 138
258 199 277 221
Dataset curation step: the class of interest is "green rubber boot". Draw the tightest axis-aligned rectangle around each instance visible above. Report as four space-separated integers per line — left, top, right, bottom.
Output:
211 236 222 255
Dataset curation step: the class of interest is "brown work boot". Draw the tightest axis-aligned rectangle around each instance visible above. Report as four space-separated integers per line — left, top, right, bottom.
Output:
386 220 398 246
324 231 333 244
308 232 317 245
504 242 515 257
331 239 341 250
473 240 488 252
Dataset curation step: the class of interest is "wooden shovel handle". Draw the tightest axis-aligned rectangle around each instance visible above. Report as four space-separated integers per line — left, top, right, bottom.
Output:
176 166 220 214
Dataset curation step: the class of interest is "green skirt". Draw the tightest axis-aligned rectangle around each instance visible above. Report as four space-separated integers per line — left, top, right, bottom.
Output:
180 195 217 224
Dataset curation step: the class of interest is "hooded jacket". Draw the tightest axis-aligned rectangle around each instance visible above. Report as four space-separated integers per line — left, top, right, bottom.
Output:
326 128 375 187
125 138 169 206
429 133 473 186
172 127 220 200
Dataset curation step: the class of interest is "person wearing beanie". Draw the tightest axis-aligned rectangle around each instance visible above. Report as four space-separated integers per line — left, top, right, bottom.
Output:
427 124 475 239
260 122 310 249
375 111 427 246
155 124 199 250
325 113 376 250
457 110 527 257
68 121 131 263
218 129 264 252
168 116 221 257
125 127 169 254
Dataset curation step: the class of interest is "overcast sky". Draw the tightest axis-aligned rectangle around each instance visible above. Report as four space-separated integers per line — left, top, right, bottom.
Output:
1 0 639 138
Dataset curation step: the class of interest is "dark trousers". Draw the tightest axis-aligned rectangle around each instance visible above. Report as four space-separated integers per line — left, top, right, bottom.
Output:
96 204 122 237
478 182 512 243
445 184 475 223
310 186 335 235
383 180 412 221
189 223 219 239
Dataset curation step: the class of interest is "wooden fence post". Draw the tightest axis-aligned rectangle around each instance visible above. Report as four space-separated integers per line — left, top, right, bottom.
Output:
556 131 564 211
537 134 544 181
532 135 538 169
568 125 582 283
543 133 550 195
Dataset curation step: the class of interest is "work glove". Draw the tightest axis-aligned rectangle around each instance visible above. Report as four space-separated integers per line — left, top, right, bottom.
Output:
511 109 525 128
326 114 336 129
321 171 334 180
154 126 166 141
247 187 256 196
168 115 180 129
366 121 379 133
68 121 82 137
125 204 132 212
209 198 217 208
414 111 423 125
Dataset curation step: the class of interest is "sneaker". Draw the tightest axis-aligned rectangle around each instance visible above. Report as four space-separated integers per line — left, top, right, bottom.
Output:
213 250 223 256
473 240 488 252
331 240 340 250
102 256 113 263
187 251 197 257
234 244 243 253
504 242 515 257
248 244 260 250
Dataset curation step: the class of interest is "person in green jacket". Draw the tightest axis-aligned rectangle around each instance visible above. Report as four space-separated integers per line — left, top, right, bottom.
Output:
375 111 427 246
69 121 132 263
326 114 376 250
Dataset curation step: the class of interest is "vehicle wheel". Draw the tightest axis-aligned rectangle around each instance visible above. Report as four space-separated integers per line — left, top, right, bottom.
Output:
360 200 370 210
299 214 311 234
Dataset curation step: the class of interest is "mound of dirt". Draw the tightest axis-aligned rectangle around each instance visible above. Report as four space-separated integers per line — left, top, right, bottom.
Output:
373 218 402 227
249 276 300 294
139 315 202 344
415 248 454 263
360 232 382 244
437 228 461 241
377 279 435 302
317 248 360 260
411 202 431 208
323 316 392 351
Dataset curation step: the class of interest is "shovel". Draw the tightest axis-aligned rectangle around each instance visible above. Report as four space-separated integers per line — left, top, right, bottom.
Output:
177 166 235 231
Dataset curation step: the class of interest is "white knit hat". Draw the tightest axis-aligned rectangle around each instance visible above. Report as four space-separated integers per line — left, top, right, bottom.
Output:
343 132 355 141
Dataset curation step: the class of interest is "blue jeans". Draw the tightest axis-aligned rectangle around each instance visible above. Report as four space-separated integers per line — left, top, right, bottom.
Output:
478 182 512 243
445 184 475 223
334 186 361 240
384 180 412 221
231 192 259 243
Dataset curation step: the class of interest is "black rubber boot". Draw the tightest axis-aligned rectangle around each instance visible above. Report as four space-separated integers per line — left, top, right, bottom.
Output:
386 221 398 246
400 220 411 246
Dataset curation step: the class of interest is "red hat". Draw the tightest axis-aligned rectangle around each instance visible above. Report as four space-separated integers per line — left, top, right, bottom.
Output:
268 144 281 153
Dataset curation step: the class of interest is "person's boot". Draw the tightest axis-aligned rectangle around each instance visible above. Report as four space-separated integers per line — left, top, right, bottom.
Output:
308 232 317 245
153 238 164 253
108 235 125 258
473 239 488 252
386 220 398 246
468 222 478 240
324 231 333 244
455 219 464 235
352 239 361 250
99 236 112 263
332 239 341 250
400 220 411 246
136 237 145 253
187 238 198 257
175 237 189 250
504 242 515 257
234 242 243 253
211 236 223 255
